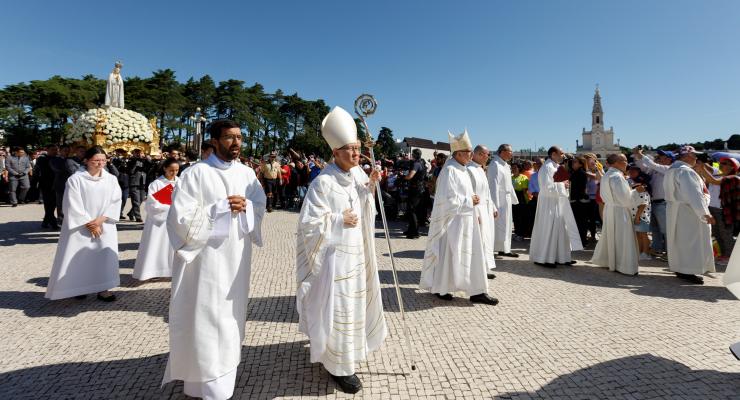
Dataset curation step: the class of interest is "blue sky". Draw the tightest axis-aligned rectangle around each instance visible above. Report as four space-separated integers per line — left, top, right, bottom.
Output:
2 0 739 151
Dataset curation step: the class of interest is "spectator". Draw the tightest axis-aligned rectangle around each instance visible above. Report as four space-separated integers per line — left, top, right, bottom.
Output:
280 158 291 208
34 145 60 229
697 157 740 263
261 151 282 212
633 147 674 258
627 165 653 260
511 162 529 241
6 147 32 207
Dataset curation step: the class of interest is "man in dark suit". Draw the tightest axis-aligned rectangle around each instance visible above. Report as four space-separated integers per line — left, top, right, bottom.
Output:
125 148 148 222
34 145 60 229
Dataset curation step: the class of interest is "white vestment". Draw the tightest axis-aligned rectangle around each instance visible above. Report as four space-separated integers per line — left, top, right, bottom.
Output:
421 159 488 296
467 161 497 271
296 163 387 376
105 72 124 108
529 159 583 264
663 161 715 275
46 170 121 300
162 154 266 400
487 155 518 252
590 168 639 275
723 240 740 298
133 176 178 280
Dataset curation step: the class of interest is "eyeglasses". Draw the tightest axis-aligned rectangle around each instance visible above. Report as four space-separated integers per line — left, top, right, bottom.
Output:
339 146 361 153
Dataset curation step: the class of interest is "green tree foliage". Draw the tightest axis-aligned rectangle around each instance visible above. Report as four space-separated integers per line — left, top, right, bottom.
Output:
0 71 390 156
374 126 399 158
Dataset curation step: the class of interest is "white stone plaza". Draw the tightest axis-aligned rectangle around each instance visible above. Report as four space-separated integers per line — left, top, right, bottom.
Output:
1 204 739 399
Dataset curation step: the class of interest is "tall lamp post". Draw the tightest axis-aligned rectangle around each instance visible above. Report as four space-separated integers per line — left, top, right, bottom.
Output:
188 108 207 158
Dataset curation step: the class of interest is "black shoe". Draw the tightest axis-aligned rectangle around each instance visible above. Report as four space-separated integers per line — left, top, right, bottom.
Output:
487 273 496 279
74 295 87 300
494 255 504 260
329 373 362 394
498 251 519 258
435 293 453 301
135 218 143 223
96 293 117 302
267 208 273 213
557 260 577 266
406 234 420 239
675 273 704 284
470 293 499 306
11 204 17 207
534 262 557 268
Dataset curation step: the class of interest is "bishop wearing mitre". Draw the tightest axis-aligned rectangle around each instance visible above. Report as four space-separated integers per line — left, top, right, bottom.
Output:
295 106 387 394
420 130 499 305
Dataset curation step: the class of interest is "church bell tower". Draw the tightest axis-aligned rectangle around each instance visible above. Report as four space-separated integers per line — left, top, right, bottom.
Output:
592 84 603 129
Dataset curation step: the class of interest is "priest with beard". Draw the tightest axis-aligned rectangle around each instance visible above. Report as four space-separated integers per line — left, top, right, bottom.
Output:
530 146 583 267
466 144 498 279
590 153 643 275
420 130 499 306
295 106 387 394
162 119 266 400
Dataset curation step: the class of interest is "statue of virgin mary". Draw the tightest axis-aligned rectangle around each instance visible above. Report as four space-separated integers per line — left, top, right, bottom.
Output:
105 61 124 108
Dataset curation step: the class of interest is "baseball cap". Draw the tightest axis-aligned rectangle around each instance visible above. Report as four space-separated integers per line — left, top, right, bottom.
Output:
656 149 676 160
678 145 702 156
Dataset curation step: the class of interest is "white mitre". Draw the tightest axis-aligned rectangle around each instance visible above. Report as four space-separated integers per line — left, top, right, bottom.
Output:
448 129 473 152
321 106 358 149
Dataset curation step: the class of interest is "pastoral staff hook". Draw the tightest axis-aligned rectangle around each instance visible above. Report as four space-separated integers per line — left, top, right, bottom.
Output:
354 93 417 372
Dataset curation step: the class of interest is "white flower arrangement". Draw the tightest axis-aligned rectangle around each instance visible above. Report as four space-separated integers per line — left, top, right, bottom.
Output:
66 107 154 145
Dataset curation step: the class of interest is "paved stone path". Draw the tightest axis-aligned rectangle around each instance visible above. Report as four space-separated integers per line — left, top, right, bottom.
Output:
1 203 739 399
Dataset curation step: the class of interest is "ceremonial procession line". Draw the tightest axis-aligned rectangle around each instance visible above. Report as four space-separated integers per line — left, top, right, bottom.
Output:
1 203 739 399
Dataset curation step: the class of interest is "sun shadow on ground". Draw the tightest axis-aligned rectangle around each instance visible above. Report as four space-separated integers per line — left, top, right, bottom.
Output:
0 284 169 320
0 340 338 399
498 258 735 303
494 354 740 399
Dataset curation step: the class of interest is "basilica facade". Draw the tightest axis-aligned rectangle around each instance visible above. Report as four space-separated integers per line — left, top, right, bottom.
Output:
577 86 621 155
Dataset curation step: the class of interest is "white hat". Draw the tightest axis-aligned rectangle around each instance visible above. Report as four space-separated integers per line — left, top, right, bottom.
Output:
448 129 473 152
321 106 358 150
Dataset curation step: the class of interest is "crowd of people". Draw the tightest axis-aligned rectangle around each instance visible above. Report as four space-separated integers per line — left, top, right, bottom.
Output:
3 106 739 398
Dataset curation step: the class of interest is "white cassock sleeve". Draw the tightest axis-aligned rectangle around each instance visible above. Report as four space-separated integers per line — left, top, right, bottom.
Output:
244 174 267 246
63 178 94 230
680 169 710 219
167 171 218 264
145 181 171 224
611 175 635 208
437 168 474 217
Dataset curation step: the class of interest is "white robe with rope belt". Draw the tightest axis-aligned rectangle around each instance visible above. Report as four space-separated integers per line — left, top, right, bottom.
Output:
467 161 497 271
296 163 387 376
133 176 178 280
421 159 488 296
590 168 639 275
663 161 715 275
162 154 266 400
529 159 583 264
46 169 122 300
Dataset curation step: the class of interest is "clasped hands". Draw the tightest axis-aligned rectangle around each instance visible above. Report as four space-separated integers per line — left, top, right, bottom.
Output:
85 216 107 238
227 195 248 214
343 208 359 228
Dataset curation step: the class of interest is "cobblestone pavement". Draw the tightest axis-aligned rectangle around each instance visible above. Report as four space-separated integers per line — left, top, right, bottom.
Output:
1 203 739 399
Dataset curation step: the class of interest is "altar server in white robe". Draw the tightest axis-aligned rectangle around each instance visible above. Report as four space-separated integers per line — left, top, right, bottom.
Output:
162 120 266 400
664 145 715 284
591 153 642 275
530 146 583 267
132 158 179 280
46 146 122 302
487 144 519 258
295 106 387 394
467 144 498 279
420 130 499 305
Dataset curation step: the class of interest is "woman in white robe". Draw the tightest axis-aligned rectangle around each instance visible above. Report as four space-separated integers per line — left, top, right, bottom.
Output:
591 158 640 275
46 146 122 301
133 158 179 280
